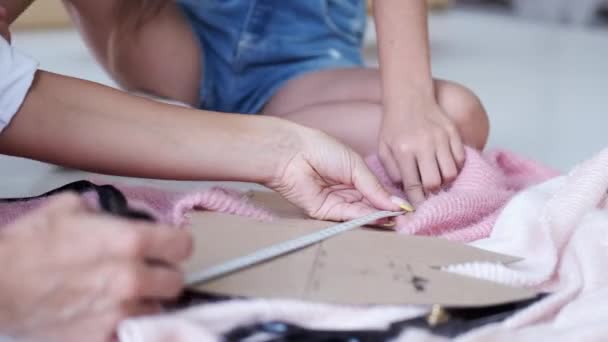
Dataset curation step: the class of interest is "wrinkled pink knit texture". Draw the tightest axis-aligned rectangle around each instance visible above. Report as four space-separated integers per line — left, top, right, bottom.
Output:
114 184 273 225
118 147 608 342
365 147 559 242
0 184 273 228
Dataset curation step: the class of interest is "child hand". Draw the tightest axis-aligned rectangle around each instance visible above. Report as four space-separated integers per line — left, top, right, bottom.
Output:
266 128 404 221
378 100 465 205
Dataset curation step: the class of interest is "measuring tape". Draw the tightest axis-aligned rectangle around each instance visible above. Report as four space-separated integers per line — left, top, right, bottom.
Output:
186 210 404 287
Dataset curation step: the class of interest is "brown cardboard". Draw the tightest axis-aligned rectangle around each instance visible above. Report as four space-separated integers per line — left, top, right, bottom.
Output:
184 191 536 307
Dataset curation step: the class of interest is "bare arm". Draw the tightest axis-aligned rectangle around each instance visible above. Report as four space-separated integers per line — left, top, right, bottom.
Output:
0 70 401 220
374 0 465 205
0 71 292 183
373 0 433 110
63 0 201 106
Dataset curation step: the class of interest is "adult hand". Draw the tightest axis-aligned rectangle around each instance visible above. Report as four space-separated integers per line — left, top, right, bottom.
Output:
0 194 192 341
378 99 465 205
267 127 409 222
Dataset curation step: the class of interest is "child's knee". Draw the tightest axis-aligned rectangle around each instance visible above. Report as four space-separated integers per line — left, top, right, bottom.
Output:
437 82 489 150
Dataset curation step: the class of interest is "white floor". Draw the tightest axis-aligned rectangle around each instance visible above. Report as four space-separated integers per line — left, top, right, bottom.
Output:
3 8 608 196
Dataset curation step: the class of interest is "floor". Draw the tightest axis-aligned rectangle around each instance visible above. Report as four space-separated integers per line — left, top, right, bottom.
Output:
3 8 608 196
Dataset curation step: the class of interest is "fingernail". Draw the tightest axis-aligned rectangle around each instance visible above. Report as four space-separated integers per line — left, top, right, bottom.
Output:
390 196 415 212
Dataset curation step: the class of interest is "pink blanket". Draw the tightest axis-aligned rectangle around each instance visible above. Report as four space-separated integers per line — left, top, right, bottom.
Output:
117 148 608 341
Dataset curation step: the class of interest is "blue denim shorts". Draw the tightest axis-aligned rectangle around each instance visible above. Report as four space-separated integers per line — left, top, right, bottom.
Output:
177 0 367 114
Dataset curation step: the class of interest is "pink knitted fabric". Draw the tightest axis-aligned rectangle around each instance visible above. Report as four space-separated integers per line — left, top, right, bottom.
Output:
0 184 272 228
114 184 273 225
366 147 558 242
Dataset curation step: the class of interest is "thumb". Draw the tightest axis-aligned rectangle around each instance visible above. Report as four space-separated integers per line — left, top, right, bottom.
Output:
325 202 378 222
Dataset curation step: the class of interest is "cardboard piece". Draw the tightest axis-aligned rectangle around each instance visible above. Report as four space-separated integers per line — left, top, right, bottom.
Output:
184 191 536 307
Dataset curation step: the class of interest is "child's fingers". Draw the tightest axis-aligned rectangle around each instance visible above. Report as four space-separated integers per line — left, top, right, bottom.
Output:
397 154 425 205
437 141 458 184
378 145 402 183
447 125 466 168
417 150 442 194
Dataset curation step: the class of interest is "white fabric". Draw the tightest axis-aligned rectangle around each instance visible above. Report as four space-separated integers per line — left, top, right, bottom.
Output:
0 36 38 132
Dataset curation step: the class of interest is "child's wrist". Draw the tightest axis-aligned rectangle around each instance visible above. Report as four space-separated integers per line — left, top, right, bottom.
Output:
383 80 436 113
383 93 438 120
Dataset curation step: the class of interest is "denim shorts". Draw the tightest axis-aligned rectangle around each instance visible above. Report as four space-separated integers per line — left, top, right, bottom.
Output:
177 0 367 114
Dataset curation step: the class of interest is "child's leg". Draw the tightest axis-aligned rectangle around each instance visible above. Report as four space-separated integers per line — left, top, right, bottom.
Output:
64 0 201 106
263 68 489 156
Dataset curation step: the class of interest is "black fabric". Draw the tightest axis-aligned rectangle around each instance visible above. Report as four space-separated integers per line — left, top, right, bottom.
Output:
0 180 155 221
222 294 547 341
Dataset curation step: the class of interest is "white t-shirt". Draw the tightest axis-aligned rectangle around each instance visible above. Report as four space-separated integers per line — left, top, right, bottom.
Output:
0 36 38 132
